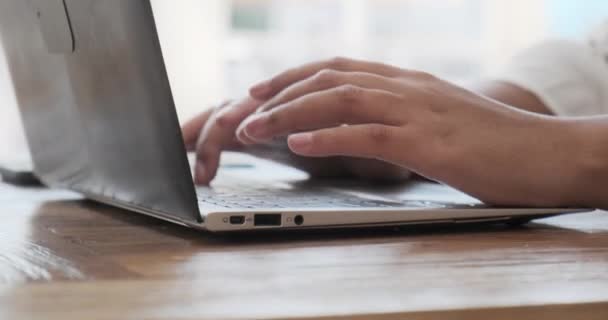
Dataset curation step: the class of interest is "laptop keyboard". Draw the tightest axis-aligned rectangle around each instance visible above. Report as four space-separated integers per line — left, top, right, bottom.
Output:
196 182 446 209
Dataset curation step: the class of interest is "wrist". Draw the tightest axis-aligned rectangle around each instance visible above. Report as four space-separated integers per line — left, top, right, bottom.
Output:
566 118 608 208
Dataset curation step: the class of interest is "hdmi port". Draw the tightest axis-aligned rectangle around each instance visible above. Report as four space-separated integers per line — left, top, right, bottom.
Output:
254 214 282 226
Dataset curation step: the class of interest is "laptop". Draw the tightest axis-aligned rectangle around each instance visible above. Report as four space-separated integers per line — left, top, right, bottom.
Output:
0 0 588 232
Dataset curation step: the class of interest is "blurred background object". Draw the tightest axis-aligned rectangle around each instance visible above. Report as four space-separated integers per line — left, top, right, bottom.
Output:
1 0 608 160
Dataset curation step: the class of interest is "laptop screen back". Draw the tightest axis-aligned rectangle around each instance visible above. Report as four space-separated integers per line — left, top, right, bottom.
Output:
0 0 201 223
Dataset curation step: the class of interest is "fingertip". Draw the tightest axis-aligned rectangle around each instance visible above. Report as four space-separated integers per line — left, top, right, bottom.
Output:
236 127 255 145
287 132 313 154
235 118 256 145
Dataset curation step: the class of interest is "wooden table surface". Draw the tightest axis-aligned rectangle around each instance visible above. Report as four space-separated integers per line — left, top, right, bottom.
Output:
1 181 608 320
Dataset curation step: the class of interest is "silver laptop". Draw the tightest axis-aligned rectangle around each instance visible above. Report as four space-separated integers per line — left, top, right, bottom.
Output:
0 0 587 232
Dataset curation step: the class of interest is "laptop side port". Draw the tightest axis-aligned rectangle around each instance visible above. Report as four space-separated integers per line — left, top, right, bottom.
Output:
294 215 304 226
229 215 245 225
254 214 282 226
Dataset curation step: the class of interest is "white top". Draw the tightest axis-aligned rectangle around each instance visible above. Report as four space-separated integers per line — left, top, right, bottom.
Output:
497 21 608 116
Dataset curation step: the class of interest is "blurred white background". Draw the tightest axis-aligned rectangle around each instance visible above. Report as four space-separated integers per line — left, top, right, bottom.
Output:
1 0 608 160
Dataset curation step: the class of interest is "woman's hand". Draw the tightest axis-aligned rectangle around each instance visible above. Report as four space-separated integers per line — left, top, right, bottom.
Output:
236 57 588 207
182 98 259 184
182 96 412 185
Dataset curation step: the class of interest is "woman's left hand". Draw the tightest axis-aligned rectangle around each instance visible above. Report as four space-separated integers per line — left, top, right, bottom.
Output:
237 57 585 207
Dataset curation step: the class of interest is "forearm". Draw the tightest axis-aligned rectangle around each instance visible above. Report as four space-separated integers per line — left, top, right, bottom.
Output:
474 80 608 208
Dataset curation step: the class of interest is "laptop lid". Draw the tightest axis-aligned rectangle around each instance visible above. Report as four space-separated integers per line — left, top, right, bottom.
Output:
0 0 201 223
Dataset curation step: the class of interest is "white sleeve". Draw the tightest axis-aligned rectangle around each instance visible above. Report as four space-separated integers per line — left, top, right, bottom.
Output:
496 39 608 117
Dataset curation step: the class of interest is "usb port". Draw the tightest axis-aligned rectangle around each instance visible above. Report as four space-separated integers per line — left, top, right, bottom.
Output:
229 215 245 225
254 214 282 226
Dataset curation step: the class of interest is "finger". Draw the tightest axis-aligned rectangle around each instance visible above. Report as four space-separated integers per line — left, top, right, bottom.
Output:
287 124 408 165
181 109 214 151
249 57 404 100
194 97 262 184
257 70 404 113
238 85 404 143
213 97 263 130
181 100 232 150
210 98 261 148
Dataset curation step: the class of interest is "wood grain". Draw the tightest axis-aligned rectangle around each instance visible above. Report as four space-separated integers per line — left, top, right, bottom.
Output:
0 182 607 320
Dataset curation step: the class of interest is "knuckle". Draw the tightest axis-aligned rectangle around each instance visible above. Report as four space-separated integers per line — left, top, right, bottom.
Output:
336 84 364 103
206 110 226 128
327 56 350 69
213 112 230 128
313 69 339 87
201 109 215 121
413 70 437 81
383 93 406 111
366 125 392 144
267 74 283 91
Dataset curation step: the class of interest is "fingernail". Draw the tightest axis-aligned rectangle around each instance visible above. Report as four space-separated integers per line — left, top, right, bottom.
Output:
250 80 271 97
236 127 254 145
254 105 266 114
288 133 313 152
244 115 269 139
195 162 206 184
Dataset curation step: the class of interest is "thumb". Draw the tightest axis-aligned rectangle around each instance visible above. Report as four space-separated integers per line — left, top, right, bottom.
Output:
287 124 406 164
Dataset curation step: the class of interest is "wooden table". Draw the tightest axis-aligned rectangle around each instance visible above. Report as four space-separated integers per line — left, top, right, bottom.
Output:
1 182 608 320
